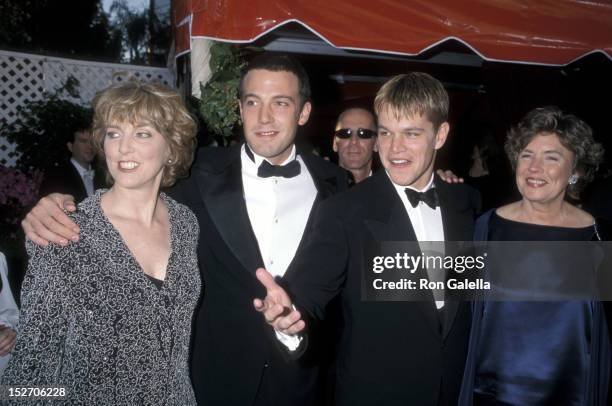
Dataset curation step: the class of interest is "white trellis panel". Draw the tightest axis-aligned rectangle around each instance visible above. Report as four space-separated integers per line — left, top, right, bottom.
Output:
0 49 174 167
0 52 45 127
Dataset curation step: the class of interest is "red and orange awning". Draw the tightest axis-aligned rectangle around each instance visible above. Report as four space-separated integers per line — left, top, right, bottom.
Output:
173 0 612 65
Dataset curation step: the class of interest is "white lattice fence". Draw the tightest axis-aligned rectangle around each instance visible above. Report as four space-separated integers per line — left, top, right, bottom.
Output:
0 49 174 167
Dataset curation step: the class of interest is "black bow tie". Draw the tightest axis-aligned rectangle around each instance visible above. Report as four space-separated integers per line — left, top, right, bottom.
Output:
404 188 438 209
257 159 301 178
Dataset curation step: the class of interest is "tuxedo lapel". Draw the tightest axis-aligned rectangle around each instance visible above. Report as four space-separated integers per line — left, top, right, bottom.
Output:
434 176 475 339
67 163 88 202
362 172 417 242
194 148 264 274
283 151 344 280
362 173 442 337
436 179 471 242
363 201 417 243
299 150 340 201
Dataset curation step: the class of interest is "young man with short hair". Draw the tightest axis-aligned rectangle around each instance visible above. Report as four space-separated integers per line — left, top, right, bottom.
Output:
255 72 480 406
22 54 348 406
39 123 103 203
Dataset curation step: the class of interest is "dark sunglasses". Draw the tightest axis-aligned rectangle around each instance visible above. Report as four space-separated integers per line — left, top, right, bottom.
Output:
335 128 377 139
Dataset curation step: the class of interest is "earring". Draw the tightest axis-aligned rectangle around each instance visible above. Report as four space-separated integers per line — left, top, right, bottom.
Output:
568 174 578 185
167 159 173 165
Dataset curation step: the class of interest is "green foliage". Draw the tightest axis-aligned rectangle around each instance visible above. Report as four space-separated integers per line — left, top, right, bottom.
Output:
1 77 92 173
199 43 250 143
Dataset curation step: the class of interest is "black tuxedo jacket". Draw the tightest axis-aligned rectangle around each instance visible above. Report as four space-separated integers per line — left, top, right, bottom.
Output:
290 171 480 406
169 144 348 406
39 161 104 203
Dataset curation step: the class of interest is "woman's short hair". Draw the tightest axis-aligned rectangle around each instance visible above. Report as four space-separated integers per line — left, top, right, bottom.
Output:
92 81 197 187
505 106 604 197
374 72 448 132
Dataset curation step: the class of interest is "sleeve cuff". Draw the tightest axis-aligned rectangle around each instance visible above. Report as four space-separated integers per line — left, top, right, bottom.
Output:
274 304 303 352
275 329 303 351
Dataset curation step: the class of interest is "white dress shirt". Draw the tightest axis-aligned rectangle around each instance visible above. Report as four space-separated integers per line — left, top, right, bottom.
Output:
70 158 95 197
389 172 446 308
241 145 317 350
241 145 317 278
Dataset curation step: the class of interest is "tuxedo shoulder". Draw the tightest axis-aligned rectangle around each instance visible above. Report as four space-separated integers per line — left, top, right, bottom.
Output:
348 173 380 194
301 152 346 177
302 152 340 170
319 173 377 208
193 145 241 171
436 180 482 211
442 181 480 197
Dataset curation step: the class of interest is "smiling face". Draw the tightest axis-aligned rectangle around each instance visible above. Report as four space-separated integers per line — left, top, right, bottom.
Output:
239 69 311 165
333 108 377 171
376 108 449 188
103 121 170 191
515 132 575 205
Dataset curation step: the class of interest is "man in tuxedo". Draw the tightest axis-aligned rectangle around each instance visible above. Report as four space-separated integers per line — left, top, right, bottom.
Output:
332 107 378 184
39 125 103 203
22 54 347 405
255 72 480 406
176 54 348 406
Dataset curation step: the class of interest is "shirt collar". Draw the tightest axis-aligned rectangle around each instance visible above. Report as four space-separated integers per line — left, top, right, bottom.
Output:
70 158 92 176
387 171 435 197
243 143 297 168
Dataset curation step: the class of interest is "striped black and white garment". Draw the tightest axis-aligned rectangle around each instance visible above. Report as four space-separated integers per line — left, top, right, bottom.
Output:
2 190 201 405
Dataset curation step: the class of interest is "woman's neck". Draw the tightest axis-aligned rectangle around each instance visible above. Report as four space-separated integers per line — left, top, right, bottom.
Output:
101 186 162 227
516 198 568 226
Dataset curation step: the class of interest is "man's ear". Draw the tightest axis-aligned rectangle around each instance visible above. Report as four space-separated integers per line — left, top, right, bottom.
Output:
298 101 312 126
434 122 450 150
373 139 379 153
332 137 339 153
67 142 73 154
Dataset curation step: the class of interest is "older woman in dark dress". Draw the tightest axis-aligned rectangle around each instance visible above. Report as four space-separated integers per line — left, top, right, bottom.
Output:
460 106 609 406
2 82 200 405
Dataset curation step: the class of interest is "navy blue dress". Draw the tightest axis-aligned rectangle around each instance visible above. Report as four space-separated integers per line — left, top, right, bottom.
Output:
459 210 610 406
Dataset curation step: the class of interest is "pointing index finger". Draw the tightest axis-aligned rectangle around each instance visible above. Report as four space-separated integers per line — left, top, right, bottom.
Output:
255 267 279 291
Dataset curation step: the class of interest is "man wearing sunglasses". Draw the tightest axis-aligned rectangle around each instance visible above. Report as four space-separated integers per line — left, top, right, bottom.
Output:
333 107 378 184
